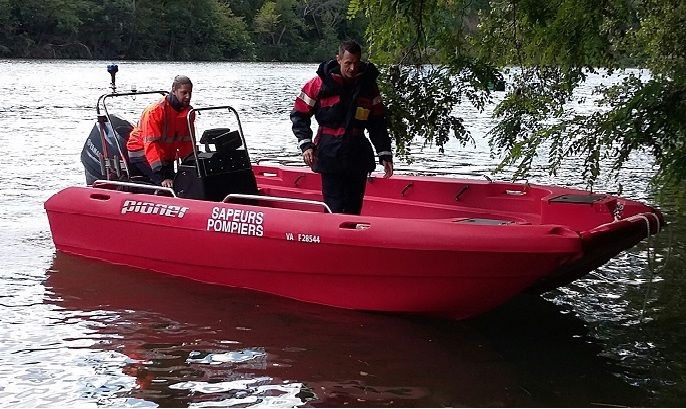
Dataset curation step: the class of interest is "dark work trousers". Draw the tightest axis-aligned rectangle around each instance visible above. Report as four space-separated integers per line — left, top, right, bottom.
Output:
320 172 368 215
129 157 173 185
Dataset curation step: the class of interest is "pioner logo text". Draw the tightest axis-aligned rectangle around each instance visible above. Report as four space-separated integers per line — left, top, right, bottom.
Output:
121 200 189 218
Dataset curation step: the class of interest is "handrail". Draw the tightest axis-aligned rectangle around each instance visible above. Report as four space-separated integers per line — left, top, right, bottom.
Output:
96 90 168 180
187 105 250 178
92 180 177 197
97 90 168 115
223 193 332 213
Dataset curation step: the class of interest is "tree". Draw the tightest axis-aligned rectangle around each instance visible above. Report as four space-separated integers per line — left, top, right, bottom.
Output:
0 0 360 62
349 0 496 158
293 0 359 61
252 0 304 60
170 0 251 60
210 1 253 60
79 0 134 59
3 0 95 58
349 0 686 191
0 0 16 56
297 0 346 39
121 0 251 61
254 1 283 47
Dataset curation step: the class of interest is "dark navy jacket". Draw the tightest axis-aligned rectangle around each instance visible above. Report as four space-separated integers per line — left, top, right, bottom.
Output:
291 60 392 174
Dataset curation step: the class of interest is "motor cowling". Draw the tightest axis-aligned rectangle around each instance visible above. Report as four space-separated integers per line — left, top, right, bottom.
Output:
81 114 134 184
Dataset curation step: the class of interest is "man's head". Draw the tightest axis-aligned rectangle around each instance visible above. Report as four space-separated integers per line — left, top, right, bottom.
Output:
336 40 362 79
171 75 193 107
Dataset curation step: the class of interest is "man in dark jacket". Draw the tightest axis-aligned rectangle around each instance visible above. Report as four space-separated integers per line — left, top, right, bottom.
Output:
291 40 393 215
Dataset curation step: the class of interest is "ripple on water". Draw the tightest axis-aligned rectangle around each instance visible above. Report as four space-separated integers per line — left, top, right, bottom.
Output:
168 378 310 407
187 348 266 365
1 61 684 407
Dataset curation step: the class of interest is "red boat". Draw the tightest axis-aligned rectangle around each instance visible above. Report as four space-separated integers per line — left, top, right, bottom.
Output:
44 84 664 319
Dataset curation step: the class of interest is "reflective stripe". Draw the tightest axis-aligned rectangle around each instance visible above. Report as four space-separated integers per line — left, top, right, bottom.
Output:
142 132 191 144
298 91 316 107
321 127 346 137
150 159 162 171
377 151 392 157
128 150 145 158
142 134 192 143
144 135 162 143
298 138 312 147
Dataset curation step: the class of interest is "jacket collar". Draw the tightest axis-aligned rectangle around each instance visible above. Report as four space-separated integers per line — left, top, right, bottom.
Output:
166 93 185 111
317 59 379 89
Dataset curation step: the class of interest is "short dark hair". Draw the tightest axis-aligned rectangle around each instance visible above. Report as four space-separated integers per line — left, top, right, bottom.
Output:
339 40 362 57
172 75 193 90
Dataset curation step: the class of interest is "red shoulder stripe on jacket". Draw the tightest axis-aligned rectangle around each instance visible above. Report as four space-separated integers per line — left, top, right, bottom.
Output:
294 76 323 113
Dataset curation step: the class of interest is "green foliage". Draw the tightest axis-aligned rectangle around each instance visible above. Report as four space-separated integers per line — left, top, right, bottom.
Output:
1 0 94 58
595 76 686 186
349 0 499 158
298 0 357 61
350 0 686 192
253 1 281 44
482 0 686 190
4 0 685 192
0 0 358 61
122 0 252 60
252 0 305 60
378 65 475 159
633 0 686 80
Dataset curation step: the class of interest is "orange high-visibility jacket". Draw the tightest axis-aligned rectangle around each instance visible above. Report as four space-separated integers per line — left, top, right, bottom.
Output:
126 97 194 172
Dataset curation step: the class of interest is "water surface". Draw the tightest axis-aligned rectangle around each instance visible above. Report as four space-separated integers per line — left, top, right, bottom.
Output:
0 60 684 407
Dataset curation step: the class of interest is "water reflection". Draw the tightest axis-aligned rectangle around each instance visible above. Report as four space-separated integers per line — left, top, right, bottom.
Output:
43 253 648 407
1 59 684 406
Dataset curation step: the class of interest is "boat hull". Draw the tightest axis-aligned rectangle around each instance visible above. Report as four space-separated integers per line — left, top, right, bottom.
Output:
44 165 662 319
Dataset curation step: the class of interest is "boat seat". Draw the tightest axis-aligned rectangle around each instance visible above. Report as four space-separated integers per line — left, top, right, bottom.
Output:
199 128 242 153
175 146 258 202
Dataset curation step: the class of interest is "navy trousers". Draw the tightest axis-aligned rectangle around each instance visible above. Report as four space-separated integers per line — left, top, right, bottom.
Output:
320 172 368 215
129 157 173 185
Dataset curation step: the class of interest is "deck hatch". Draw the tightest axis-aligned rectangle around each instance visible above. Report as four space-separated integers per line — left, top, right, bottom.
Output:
455 218 513 225
549 194 607 204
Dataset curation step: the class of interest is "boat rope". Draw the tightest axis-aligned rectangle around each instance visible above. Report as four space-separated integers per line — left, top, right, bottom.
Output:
636 211 670 324
649 212 661 234
637 214 654 322
636 215 652 239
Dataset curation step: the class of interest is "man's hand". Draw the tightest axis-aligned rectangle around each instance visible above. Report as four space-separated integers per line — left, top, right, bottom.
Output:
161 179 174 188
382 160 394 178
303 148 315 167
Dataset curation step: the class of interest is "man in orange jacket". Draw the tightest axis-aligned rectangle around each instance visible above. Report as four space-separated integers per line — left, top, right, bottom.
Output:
127 75 194 188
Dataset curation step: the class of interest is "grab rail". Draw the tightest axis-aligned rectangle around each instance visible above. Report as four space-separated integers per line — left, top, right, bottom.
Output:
187 105 249 178
96 90 168 180
223 193 332 213
92 180 177 197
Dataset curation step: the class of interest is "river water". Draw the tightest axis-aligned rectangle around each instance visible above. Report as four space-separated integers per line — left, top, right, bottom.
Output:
0 60 684 407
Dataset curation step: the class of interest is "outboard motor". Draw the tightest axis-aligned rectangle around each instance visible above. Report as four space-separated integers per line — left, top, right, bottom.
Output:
81 114 134 184
82 64 161 185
